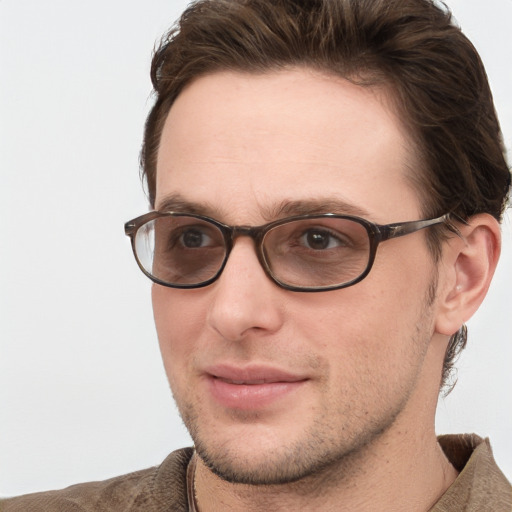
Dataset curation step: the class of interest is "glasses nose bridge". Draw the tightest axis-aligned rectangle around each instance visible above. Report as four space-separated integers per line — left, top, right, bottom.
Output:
229 225 265 244
225 225 268 272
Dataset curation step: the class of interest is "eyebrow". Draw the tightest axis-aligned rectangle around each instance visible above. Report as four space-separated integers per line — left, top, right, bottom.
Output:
267 198 371 220
155 194 222 218
155 193 372 223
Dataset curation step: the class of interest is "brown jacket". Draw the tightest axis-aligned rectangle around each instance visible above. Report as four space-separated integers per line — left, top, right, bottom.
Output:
2 435 510 511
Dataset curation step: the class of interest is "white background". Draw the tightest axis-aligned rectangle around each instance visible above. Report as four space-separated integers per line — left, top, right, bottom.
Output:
1 0 511 497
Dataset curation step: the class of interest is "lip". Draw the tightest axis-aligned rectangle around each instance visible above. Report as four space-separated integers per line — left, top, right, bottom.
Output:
204 364 309 410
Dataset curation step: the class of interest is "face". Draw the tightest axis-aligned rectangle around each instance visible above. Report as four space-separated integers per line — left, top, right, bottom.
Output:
152 69 439 484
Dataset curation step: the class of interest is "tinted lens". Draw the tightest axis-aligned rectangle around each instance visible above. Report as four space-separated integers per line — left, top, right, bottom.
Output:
134 215 226 285
263 217 370 288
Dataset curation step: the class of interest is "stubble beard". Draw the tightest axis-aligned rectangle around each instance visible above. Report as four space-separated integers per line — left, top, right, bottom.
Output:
172 277 439 488
182 404 405 488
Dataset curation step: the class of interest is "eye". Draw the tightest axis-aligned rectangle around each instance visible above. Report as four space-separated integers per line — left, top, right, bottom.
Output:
179 227 214 248
299 228 345 250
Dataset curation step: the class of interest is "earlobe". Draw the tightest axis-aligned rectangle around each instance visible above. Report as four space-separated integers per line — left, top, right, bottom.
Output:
435 214 501 336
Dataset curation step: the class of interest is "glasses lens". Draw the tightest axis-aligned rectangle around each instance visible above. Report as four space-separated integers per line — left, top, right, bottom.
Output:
263 217 371 288
134 215 226 286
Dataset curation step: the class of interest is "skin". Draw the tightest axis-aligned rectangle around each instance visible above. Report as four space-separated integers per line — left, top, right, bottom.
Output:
151 69 500 511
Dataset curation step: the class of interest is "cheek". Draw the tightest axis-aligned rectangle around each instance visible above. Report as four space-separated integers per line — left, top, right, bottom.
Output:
152 286 205 383
293 260 433 380
298 300 431 425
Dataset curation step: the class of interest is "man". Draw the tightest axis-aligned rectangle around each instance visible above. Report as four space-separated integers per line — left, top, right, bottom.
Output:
2 0 511 510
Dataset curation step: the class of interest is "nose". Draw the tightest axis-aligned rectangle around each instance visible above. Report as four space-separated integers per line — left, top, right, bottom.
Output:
206 237 284 342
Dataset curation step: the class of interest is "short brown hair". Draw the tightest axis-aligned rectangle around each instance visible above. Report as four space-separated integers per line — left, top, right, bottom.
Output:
140 0 511 390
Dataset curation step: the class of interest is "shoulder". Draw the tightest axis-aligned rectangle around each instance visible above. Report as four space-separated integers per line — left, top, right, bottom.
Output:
0 447 194 512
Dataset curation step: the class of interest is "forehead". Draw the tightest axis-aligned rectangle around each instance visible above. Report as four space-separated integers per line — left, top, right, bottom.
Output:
155 68 421 223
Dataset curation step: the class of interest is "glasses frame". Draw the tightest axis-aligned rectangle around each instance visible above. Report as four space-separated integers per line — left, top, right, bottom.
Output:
125 211 450 292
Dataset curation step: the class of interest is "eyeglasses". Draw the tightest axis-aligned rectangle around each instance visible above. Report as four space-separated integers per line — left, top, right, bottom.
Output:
124 211 450 292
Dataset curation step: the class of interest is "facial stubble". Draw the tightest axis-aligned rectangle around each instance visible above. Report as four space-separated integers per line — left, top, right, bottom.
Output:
170 275 439 488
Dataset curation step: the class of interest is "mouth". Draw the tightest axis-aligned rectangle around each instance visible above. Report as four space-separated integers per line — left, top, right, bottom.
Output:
216 378 287 385
204 365 309 410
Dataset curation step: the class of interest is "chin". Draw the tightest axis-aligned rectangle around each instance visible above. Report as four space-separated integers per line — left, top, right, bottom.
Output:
186 411 387 487
194 436 342 485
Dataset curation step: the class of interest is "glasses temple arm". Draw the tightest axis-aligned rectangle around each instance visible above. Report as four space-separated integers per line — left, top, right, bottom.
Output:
381 213 456 240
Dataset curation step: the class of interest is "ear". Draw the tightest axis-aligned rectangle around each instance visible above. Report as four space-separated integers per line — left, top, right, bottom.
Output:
435 213 501 336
